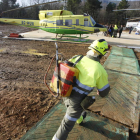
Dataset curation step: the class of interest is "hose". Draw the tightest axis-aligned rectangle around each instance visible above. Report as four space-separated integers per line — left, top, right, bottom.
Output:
44 53 63 98
44 55 59 97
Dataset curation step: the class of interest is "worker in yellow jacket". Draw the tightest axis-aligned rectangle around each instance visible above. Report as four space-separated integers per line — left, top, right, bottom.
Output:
52 39 110 140
112 25 118 38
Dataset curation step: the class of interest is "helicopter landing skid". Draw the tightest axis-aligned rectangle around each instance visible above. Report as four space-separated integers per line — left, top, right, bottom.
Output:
58 35 89 39
52 35 89 42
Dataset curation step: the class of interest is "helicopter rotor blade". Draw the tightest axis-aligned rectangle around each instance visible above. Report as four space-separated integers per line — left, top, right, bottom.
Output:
113 9 140 11
1 0 60 14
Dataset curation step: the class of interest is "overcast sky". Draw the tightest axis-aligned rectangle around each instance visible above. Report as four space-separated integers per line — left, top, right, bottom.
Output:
16 0 24 6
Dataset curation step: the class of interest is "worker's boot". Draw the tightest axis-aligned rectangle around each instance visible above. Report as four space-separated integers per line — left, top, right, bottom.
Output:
76 111 87 125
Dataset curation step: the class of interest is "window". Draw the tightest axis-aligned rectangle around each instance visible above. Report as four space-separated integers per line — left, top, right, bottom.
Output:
76 19 79 26
56 20 63 26
84 18 88 26
65 19 72 26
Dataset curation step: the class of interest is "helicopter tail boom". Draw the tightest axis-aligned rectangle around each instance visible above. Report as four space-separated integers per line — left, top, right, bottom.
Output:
0 18 40 29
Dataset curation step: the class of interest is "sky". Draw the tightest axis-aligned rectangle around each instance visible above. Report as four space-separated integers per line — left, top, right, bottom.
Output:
16 0 24 6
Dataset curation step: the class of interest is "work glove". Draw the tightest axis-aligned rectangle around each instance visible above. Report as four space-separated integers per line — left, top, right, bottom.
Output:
81 96 95 110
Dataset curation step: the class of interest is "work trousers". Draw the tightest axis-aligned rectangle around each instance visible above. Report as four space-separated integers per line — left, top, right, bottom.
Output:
119 32 122 38
113 30 117 37
53 91 84 140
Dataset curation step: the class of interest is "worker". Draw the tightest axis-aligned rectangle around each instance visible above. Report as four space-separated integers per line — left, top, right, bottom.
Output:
129 26 133 34
108 25 113 37
52 39 110 140
112 25 118 38
118 25 123 38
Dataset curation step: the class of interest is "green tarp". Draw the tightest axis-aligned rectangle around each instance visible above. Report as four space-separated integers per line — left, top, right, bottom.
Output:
89 46 140 133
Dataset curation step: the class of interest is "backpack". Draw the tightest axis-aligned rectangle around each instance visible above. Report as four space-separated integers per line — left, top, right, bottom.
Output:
108 29 111 32
50 55 84 97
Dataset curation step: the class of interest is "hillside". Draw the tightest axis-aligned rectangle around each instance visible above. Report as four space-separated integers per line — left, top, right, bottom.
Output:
100 0 140 9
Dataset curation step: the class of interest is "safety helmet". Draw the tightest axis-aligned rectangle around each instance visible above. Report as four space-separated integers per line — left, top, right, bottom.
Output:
88 39 110 55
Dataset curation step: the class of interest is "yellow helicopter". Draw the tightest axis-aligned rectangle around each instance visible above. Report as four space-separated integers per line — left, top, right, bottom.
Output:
0 1 107 41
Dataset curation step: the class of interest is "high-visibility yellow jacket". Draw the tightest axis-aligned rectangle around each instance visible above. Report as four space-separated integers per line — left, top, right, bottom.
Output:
69 55 110 97
114 25 118 30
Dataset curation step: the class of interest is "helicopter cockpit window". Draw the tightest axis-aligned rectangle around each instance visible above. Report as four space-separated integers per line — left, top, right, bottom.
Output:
84 18 88 26
90 16 96 26
65 20 72 26
56 20 63 26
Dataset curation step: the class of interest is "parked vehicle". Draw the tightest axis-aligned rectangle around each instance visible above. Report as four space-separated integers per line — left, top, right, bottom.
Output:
126 18 140 28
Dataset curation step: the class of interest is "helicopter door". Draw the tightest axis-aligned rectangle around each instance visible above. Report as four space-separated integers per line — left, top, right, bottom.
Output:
65 19 73 34
65 19 72 26
56 18 63 34
83 18 94 33
84 18 88 26
75 19 79 34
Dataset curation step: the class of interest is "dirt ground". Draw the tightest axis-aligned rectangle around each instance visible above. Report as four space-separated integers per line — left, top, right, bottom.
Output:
0 24 140 140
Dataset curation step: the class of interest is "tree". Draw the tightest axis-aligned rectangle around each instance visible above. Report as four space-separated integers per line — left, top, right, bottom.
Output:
115 0 130 25
104 2 116 24
0 0 19 18
126 1 140 19
0 0 10 12
67 0 81 14
106 2 116 13
83 0 102 20
117 0 130 10
27 6 39 20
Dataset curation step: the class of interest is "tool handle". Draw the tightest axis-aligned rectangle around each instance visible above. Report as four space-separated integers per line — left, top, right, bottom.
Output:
55 42 59 97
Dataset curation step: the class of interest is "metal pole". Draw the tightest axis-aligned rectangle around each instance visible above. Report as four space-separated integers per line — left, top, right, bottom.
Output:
55 42 59 97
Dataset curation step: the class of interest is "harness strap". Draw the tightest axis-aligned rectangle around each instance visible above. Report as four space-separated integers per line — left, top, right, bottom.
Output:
73 55 84 67
54 71 73 85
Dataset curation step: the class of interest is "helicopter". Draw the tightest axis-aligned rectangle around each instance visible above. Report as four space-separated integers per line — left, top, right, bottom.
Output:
0 1 107 41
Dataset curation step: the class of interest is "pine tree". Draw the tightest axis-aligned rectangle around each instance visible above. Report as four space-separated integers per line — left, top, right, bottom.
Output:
105 2 116 24
117 0 130 10
115 0 130 26
106 2 116 13
0 0 19 17
83 0 102 20
67 0 81 14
